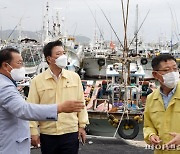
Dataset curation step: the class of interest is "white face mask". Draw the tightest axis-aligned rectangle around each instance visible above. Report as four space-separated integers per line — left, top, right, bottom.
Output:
55 55 67 68
162 71 179 88
7 64 26 81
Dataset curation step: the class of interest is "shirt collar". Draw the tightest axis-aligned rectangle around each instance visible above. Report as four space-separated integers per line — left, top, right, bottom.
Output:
45 68 69 80
160 85 177 97
153 81 180 100
49 68 62 80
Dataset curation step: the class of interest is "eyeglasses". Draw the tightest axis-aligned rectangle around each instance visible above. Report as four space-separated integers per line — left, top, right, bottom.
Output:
156 68 179 73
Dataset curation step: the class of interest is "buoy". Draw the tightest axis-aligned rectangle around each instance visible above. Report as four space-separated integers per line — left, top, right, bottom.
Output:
134 115 140 121
112 123 118 128
107 114 119 128
108 119 113 125
124 125 129 130
129 125 134 129
113 118 119 124
138 118 143 123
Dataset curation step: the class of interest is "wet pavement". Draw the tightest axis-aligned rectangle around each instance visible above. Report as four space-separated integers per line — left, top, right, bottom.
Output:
31 135 153 154
31 116 153 154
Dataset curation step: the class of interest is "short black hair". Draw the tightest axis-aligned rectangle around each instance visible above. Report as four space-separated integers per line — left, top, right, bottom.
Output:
151 54 176 70
0 47 19 68
43 40 63 63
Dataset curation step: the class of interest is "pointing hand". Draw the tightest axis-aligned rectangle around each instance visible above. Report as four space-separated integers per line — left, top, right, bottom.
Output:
58 100 85 113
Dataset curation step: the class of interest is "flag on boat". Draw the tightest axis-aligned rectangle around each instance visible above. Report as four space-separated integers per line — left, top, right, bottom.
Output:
110 41 115 49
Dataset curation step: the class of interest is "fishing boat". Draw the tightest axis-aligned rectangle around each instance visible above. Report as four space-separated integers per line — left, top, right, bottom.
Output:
20 38 44 77
82 1 156 140
42 2 83 73
82 54 155 139
83 38 119 78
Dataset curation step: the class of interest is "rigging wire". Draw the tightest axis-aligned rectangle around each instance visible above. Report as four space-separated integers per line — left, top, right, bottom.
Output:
99 6 124 50
168 4 180 42
6 16 24 41
128 10 150 49
84 1 104 41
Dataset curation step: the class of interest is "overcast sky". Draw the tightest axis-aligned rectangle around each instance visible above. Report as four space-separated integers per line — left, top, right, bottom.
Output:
0 0 180 43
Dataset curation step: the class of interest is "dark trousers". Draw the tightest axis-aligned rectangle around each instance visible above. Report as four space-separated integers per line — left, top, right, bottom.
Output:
40 132 79 154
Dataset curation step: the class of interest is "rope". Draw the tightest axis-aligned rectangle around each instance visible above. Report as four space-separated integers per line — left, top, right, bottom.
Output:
112 103 129 137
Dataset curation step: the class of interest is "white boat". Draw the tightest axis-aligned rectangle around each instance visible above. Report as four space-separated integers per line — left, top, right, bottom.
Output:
62 36 83 72
83 39 119 78
0 38 44 77
19 38 44 76
42 2 83 73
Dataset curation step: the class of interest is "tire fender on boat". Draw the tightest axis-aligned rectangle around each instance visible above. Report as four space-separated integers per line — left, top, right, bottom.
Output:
140 58 148 65
97 58 105 67
118 119 139 139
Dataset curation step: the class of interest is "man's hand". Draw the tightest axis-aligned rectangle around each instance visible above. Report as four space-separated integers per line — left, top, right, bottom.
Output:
149 134 162 145
58 100 85 113
78 127 86 145
31 135 40 148
165 132 180 147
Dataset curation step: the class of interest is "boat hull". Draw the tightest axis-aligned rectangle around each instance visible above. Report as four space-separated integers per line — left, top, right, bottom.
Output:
83 58 118 78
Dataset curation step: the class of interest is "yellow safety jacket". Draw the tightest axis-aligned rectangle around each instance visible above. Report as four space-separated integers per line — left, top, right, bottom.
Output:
144 81 180 154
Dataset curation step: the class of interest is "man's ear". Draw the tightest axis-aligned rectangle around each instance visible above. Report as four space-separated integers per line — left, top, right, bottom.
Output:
2 62 9 71
152 71 159 80
152 71 163 82
46 56 51 64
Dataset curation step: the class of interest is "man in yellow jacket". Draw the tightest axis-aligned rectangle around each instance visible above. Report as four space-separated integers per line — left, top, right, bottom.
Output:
143 54 180 154
27 40 89 154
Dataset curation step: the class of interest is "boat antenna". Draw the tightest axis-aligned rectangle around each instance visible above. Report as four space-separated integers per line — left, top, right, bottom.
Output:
85 1 104 41
174 12 180 39
99 6 124 50
52 16 55 37
7 16 23 41
128 9 150 49
72 22 77 37
168 4 180 42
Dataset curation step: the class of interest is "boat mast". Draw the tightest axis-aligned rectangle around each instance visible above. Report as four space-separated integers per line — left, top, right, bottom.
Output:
43 2 50 44
120 0 130 88
121 0 129 58
135 4 138 55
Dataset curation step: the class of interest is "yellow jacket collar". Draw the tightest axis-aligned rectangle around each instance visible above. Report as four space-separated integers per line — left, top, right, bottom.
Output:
44 68 69 80
153 81 180 100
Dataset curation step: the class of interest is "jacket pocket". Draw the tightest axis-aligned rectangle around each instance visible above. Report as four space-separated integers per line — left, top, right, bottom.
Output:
16 137 29 143
38 85 54 93
62 83 78 100
174 102 180 112
63 83 78 88
150 108 164 129
173 107 180 122
16 120 30 143
38 86 56 103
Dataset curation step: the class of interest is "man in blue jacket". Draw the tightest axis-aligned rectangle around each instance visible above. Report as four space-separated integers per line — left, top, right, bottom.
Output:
0 47 85 154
